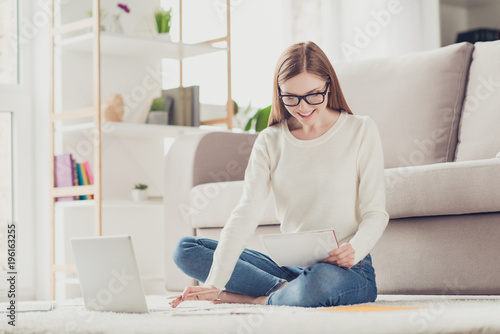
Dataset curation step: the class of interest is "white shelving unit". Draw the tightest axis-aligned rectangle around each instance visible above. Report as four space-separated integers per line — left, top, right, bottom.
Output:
49 0 233 299
54 121 205 137
58 32 226 59
53 193 168 297
52 121 209 298
54 122 210 199
55 198 163 209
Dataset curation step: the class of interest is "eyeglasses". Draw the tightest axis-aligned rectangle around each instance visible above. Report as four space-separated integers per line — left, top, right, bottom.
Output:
279 82 330 107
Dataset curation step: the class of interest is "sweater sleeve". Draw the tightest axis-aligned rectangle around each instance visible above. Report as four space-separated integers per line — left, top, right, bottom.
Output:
349 117 390 265
203 131 272 290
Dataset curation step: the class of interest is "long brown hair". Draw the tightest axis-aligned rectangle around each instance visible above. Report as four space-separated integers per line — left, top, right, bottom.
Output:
268 41 353 127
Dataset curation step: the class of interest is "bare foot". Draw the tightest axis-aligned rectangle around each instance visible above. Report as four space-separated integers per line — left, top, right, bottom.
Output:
212 281 289 305
212 291 267 305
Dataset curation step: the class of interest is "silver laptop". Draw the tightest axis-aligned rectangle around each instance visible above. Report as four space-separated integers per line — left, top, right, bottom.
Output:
70 235 168 313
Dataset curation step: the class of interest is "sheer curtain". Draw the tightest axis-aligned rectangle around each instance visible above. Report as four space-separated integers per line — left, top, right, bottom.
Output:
289 0 441 62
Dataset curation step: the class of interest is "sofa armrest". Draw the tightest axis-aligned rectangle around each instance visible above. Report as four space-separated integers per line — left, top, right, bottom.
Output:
385 157 500 219
164 130 258 291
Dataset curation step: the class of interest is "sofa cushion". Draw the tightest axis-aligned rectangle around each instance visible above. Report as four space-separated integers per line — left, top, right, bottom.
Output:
385 157 500 219
372 212 500 294
189 181 278 229
334 42 473 168
190 157 500 228
454 40 500 161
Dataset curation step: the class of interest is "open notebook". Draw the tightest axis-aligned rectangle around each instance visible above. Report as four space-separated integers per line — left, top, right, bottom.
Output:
259 229 339 267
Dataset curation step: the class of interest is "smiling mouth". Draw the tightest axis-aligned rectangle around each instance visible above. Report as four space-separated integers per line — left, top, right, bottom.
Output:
298 110 315 118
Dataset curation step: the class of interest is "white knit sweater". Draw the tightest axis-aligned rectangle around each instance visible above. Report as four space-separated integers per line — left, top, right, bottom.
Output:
204 110 390 290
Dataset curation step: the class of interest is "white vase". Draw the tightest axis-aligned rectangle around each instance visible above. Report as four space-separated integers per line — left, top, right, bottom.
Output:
157 33 171 42
132 189 148 201
146 111 169 124
109 14 124 34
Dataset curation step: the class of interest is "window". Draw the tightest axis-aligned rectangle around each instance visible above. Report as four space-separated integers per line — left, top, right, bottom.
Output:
0 0 18 272
0 111 13 271
0 0 19 85
159 0 292 129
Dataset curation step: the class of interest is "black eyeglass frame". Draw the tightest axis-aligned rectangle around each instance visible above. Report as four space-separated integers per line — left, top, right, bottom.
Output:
278 82 330 107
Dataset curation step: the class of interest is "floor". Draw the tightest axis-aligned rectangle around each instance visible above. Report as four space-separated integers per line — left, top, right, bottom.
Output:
2 294 500 334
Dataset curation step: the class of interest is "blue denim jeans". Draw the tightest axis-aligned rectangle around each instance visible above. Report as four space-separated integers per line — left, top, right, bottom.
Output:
172 236 377 308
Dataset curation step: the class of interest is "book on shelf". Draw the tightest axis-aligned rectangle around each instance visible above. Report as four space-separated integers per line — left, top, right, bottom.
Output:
75 163 86 200
76 163 93 200
54 153 76 201
54 153 94 201
71 157 80 200
84 161 94 185
162 86 200 127
80 163 93 199
83 161 94 199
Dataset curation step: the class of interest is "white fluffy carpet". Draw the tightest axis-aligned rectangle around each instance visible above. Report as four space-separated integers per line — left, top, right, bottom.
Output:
2 294 500 334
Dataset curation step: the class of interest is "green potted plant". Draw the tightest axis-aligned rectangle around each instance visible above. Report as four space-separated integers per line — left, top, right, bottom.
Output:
244 105 271 132
154 8 172 41
146 97 170 125
234 101 258 130
132 183 148 201
88 9 107 31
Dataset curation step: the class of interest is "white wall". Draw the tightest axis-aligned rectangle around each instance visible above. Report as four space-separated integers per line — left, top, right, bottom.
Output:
440 3 468 46
32 1 51 301
439 0 500 46
468 2 500 30
0 0 36 301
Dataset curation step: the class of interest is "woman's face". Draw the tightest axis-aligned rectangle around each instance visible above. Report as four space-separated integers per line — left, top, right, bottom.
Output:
279 71 329 126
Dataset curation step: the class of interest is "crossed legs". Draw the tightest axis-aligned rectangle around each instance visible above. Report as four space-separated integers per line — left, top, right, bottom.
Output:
172 236 377 307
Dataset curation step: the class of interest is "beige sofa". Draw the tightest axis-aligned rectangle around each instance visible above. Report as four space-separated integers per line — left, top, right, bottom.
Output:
164 40 500 294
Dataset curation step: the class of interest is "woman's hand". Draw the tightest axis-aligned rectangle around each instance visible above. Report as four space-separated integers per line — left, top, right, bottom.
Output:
322 243 355 269
169 285 221 308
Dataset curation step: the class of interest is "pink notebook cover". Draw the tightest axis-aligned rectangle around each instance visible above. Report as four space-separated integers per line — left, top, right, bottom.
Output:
54 153 76 201
83 161 94 185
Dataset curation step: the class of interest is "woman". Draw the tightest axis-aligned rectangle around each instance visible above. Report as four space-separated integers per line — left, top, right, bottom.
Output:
170 41 389 308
